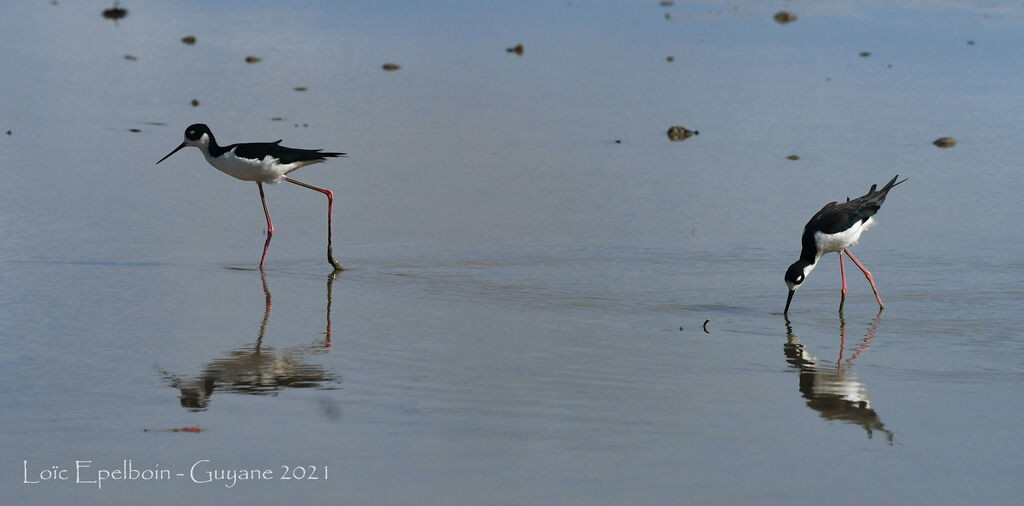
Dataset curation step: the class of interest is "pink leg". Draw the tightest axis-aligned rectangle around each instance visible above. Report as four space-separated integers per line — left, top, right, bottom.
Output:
258 182 274 269
839 252 847 312
285 176 343 270
844 249 884 309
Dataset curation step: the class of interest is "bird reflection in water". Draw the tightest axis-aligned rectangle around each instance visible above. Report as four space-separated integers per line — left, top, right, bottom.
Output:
783 312 894 444
160 271 340 411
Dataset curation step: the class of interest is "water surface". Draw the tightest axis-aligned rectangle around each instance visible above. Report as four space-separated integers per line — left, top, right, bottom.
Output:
2 1 1024 504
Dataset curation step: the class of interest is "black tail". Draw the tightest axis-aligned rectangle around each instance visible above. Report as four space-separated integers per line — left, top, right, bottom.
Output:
318 151 346 158
881 174 908 192
846 174 907 211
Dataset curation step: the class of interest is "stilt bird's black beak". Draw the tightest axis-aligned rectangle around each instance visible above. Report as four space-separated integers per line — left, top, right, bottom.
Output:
156 142 188 165
784 289 795 314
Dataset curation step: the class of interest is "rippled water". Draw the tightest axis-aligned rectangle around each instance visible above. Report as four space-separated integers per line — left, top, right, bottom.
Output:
3 1 1024 504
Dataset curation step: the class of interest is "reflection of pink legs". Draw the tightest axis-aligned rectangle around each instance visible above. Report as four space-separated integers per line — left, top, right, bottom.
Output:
837 314 846 366
258 182 274 269
839 253 848 312
285 176 343 271
843 249 884 310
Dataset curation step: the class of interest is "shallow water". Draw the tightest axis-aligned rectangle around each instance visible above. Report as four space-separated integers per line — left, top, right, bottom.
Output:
3 1 1024 504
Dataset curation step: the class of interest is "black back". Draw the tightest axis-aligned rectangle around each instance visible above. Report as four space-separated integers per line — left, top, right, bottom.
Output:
184 123 345 162
229 141 345 164
798 175 907 262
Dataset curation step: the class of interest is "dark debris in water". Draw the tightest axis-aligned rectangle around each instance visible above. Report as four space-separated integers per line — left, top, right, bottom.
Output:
666 55 674 62
190 99 199 107
294 86 308 92
271 117 283 121
245 56 261 64
933 137 957 148
667 125 698 142
787 154 800 160
129 128 141 132
506 44 524 56
859 51 872 57
124 54 137 61
774 11 797 24
143 426 202 433
382 62 401 71
182 35 196 45
102 2 127 23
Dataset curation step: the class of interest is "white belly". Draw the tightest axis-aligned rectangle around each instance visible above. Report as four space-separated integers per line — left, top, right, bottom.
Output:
204 149 317 183
814 217 875 257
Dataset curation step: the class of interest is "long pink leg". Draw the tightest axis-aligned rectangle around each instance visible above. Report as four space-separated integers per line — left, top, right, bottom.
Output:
844 249 884 309
839 252 848 312
258 182 274 269
284 176 343 271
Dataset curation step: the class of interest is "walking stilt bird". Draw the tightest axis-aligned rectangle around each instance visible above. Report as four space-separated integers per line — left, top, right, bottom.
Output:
157 124 345 270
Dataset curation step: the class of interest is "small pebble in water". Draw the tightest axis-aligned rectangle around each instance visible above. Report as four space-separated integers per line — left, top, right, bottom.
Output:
774 11 797 24
102 2 127 22
667 125 698 141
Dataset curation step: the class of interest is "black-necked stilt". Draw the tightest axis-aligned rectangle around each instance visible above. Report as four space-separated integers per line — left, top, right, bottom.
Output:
157 123 345 270
784 175 907 314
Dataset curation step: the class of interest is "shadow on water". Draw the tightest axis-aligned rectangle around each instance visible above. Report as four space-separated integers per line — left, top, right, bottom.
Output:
157 270 341 412
783 313 894 444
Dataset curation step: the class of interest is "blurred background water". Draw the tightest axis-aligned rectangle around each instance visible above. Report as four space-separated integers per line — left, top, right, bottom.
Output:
2 1 1023 504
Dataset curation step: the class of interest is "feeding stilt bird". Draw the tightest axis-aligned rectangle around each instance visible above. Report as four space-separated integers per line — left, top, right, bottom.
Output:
784 175 907 314
156 124 345 270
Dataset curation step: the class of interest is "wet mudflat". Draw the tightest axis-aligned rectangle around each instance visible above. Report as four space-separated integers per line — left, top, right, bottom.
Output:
2 1 1024 504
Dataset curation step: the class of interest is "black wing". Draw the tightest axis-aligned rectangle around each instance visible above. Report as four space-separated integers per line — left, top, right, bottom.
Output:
229 140 346 164
804 175 907 235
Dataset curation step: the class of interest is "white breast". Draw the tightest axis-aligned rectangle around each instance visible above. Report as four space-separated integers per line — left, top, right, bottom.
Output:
813 217 876 258
203 149 284 183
